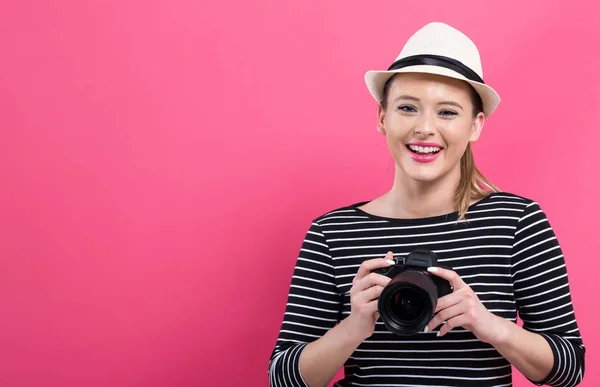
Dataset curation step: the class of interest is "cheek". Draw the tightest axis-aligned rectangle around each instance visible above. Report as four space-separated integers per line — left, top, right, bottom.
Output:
385 117 413 139
441 125 472 148
443 144 468 164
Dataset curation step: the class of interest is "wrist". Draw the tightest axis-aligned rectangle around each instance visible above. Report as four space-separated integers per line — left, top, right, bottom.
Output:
341 314 371 345
487 313 512 347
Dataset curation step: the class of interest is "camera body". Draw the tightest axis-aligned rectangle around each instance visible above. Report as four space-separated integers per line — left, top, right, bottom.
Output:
372 249 453 335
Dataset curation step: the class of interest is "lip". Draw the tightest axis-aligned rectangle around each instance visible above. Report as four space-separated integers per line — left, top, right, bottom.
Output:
406 142 444 164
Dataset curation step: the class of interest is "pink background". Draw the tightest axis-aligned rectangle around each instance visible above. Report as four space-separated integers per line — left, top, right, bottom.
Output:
0 1 598 386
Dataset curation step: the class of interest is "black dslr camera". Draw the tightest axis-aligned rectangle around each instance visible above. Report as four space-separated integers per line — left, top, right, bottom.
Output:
372 249 452 335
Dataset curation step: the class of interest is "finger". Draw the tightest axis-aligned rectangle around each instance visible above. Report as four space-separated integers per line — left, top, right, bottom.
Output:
437 315 469 337
427 302 464 333
354 252 395 282
354 284 385 304
353 272 392 293
354 299 379 317
427 266 467 290
434 291 462 313
365 299 379 315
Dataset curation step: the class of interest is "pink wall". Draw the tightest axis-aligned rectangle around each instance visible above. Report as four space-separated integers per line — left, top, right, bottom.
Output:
0 1 598 386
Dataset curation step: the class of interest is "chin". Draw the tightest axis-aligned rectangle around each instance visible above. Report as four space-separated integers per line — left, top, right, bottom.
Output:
404 168 444 183
394 149 456 184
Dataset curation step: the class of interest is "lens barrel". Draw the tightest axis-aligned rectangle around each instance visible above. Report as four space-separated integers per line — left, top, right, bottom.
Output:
378 269 438 335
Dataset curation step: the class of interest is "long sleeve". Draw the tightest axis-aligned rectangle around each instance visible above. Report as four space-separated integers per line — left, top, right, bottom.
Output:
268 221 342 387
511 201 586 387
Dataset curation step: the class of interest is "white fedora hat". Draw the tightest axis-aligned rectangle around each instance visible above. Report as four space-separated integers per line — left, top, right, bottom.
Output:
365 22 501 117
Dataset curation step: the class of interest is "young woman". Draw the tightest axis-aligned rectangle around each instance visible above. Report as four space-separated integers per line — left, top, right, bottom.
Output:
268 22 585 387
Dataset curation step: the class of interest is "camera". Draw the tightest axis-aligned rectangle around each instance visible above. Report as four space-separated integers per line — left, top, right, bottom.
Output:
372 249 453 336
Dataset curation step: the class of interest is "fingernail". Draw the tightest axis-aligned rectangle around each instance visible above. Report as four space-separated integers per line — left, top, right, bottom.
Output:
427 267 438 273
386 260 395 265
436 331 441 337
423 326 429 333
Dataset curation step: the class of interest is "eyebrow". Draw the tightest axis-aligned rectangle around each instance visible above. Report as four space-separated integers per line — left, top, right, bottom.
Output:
394 95 464 110
394 95 420 102
439 101 464 110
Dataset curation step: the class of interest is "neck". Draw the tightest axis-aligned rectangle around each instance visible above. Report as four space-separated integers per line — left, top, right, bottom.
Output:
386 165 461 218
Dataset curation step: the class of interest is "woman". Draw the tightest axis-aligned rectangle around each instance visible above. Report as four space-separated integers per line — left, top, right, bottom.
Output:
268 22 585 387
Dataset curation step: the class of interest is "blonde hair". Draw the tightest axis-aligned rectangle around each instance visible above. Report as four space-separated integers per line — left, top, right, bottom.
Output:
456 143 500 220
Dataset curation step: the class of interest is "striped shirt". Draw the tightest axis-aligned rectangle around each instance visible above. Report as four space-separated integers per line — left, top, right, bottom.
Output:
268 192 585 387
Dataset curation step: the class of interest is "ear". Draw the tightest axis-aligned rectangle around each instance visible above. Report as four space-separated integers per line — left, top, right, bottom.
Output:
377 104 386 135
469 112 485 142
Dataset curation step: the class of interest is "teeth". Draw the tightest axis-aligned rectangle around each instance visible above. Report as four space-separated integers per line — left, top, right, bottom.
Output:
409 145 441 154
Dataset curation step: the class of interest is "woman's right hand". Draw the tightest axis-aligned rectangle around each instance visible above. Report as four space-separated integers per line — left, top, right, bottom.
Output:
347 252 395 341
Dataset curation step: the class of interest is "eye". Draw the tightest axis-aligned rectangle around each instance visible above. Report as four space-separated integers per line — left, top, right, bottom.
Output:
439 109 458 117
397 105 417 113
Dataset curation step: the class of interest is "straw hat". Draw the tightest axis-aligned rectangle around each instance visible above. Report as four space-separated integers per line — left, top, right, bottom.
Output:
364 22 501 117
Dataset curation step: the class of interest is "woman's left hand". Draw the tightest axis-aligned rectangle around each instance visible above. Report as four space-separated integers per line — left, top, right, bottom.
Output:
425 266 504 344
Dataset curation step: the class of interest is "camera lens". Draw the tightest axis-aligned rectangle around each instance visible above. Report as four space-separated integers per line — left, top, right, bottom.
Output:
390 287 425 322
377 269 438 335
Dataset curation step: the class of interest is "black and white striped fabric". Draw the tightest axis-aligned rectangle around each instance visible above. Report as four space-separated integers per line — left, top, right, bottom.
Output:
268 192 585 387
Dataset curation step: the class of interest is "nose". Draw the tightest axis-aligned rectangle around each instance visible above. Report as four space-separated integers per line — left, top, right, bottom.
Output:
414 111 436 136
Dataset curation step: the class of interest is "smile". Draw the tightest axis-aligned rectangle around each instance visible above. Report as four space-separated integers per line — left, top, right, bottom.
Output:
407 145 442 154
406 144 443 163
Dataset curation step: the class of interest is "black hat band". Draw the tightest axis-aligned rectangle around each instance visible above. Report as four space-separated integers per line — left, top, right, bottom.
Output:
387 54 484 84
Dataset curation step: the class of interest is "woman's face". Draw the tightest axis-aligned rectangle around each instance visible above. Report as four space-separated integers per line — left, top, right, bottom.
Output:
377 72 485 184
